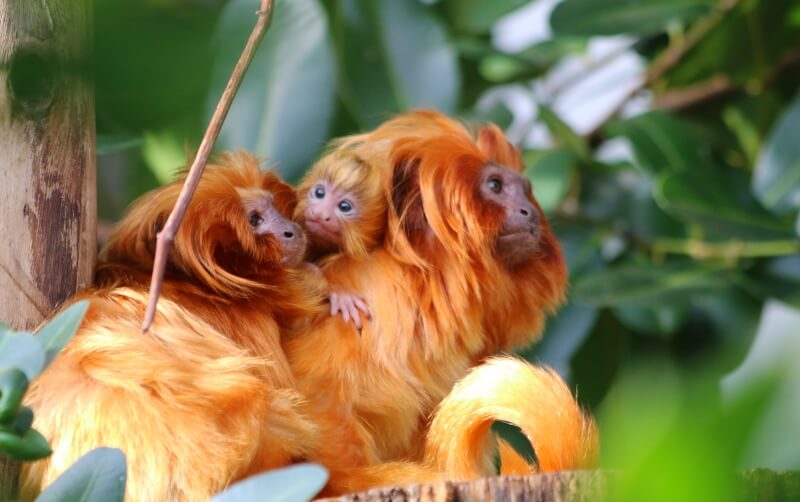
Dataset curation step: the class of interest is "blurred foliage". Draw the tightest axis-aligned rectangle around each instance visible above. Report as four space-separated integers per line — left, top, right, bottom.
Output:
92 0 800 498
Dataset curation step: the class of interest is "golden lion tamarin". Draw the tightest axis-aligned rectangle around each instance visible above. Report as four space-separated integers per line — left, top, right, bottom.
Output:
21 152 324 501
284 113 596 494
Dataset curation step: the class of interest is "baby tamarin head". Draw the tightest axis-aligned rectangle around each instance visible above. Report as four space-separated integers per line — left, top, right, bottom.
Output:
294 150 387 259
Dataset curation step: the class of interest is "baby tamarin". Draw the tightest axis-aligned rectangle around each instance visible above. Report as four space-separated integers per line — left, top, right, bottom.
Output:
294 150 387 328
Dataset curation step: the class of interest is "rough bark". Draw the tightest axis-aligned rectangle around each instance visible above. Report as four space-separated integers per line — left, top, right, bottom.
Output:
0 0 95 498
320 470 800 502
319 472 607 502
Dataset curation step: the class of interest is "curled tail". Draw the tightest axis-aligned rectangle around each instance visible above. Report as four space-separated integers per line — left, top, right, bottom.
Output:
424 356 598 480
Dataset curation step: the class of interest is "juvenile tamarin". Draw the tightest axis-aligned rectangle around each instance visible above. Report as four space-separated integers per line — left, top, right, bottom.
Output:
294 150 386 327
21 152 324 502
284 113 597 494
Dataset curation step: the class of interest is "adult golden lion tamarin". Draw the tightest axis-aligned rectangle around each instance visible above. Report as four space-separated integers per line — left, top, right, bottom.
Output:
21 152 324 501
284 114 596 494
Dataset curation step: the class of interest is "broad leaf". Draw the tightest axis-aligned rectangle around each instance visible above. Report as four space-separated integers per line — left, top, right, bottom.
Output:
606 111 708 174
523 148 576 214
573 262 727 307
753 90 800 215
36 301 89 368
36 448 127 502
211 464 328 502
551 0 712 37
538 106 590 160
523 302 599 378
210 0 336 180
0 332 44 382
0 368 28 423
332 0 460 128
447 0 530 34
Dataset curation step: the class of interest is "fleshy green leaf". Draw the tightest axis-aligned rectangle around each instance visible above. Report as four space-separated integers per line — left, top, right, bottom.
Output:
210 0 336 180
551 0 713 37
211 464 328 502
0 332 45 382
0 428 51 461
36 448 127 502
753 90 800 215
0 368 28 423
36 301 89 369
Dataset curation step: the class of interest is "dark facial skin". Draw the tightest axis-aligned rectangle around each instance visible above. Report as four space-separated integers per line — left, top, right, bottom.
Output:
479 164 541 267
245 197 307 266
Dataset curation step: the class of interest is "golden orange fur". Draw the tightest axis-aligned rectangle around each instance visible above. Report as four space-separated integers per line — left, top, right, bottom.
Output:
21 152 324 501
284 113 588 494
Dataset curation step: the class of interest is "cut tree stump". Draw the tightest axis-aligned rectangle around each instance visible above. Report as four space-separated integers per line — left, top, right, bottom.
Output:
319 470 800 502
0 0 95 498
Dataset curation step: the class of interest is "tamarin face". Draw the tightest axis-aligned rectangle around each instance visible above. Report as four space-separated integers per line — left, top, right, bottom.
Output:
478 163 541 267
242 193 306 266
302 180 359 247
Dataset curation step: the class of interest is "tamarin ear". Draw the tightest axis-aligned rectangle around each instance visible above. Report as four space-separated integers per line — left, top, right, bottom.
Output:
390 155 428 238
476 124 524 172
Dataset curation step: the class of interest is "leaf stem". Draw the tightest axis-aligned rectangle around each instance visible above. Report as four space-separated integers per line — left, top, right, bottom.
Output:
651 238 800 261
141 0 275 332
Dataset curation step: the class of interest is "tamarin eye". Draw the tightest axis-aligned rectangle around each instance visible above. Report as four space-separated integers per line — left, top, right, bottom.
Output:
248 212 264 227
337 200 353 213
313 186 326 199
487 177 503 194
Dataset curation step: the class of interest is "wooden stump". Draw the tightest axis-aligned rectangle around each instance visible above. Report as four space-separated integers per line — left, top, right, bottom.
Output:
0 0 95 497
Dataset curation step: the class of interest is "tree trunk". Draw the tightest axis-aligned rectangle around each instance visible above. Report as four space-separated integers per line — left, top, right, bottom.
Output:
0 0 95 498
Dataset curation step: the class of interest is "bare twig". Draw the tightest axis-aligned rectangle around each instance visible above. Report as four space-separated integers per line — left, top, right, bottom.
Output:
586 0 740 141
141 0 275 332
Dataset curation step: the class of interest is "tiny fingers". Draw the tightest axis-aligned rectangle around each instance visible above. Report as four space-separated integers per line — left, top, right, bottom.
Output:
354 298 370 318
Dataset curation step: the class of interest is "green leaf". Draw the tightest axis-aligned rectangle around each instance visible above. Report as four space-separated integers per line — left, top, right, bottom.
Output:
142 130 186 184
96 134 144 156
573 262 727 307
613 303 690 339
550 0 713 37
9 406 33 436
605 111 708 174
655 171 796 240
753 90 800 215
332 0 460 128
36 301 89 369
447 0 529 34
210 0 336 180
36 447 127 502
538 106 590 161
0 368 28 423
0 323 9 334
523 302 599 378
211 464 328 502
523 148 576 214
0 332 45 382
0 428 51 461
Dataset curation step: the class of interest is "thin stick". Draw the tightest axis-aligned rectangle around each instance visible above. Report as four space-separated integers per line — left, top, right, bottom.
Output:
141 0 275 332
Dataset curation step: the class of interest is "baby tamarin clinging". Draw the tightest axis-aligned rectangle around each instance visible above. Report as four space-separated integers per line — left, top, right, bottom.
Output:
294 150 387 328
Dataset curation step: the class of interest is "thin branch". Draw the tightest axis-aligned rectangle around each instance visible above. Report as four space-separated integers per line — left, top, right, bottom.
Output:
586 0 740 141
141 0 275 332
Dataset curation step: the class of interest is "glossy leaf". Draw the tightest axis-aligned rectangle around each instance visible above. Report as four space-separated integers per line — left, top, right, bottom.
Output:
538 106 590 160
0 332 44 382
655 171 796 240
36 301 89 369
36 448 127 502
332 0 460 128
573 262 727 307
447 0 529 34
0 428 51 461
524 302 599 378
613 303 690 339
551 0 712 37
210 0 336 180
753 91 800 215
523 148 576 214
211 464 328 502
606 111 708 174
